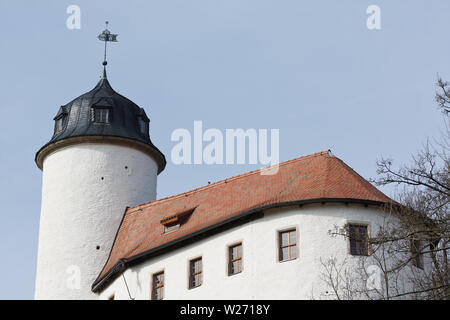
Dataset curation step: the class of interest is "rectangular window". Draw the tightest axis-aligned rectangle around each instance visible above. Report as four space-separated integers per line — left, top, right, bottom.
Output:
189 258 202 289
228 243 243 275
411 240 424 269
151 272 164 300
279 229 297 262
56 117 64 132
94 108 110 123
139 119 148 134
349 224 369 256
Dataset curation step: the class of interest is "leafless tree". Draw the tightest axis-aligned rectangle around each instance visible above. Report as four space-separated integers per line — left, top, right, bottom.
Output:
436 78 450 115
319 78 450 300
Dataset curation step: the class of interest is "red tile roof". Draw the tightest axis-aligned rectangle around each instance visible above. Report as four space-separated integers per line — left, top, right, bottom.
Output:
92 150 393 291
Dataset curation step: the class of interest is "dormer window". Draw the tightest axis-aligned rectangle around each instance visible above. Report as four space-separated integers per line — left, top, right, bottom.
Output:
94 108 110 123
160 208 195 234
138 117 149 135
55 117 65 132
163 220 180 233
54 114 67 133
53 106 68 134
92 99 112 124
137 108 150 136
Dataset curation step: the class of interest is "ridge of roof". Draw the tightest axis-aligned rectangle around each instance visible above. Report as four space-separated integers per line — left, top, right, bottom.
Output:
129 149 332 211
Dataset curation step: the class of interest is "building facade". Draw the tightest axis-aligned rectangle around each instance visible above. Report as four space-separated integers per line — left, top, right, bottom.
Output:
98 204 393 300
35 67 424 300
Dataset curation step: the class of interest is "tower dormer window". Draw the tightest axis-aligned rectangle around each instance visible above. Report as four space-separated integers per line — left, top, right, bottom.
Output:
54 115 66 133
94 108 110 123
55 117 64 132
138 117 149 135
137 108 150 136
53 106 68 134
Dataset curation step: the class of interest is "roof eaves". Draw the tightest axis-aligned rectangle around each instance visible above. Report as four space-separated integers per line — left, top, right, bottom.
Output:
91 197 391 293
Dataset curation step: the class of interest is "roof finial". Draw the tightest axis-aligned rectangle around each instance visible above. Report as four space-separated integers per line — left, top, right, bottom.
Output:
97 21 118 75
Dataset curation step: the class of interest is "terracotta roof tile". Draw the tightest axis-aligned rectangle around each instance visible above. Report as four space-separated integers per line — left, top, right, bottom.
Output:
92 150 393 291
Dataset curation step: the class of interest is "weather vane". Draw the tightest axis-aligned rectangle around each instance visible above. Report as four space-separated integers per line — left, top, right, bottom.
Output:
97 21 118 67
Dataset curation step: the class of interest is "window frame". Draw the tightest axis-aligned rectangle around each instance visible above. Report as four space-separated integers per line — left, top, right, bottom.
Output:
347 223 370 256
151 271 165 300
228 243 243 276
278 228 298 262
93 106 111 124
54 115 66 133
188 257 203 289
138 117 149 135
163 222 180 234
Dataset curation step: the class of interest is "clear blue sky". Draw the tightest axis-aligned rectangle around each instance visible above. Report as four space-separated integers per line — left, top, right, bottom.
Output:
0 0 449 299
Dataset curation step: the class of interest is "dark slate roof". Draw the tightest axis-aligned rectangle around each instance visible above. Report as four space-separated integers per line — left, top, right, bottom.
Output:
36 68 166 173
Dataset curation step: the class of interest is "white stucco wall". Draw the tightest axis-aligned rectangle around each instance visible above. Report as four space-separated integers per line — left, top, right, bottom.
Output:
99 203 423 300
35 142 159 300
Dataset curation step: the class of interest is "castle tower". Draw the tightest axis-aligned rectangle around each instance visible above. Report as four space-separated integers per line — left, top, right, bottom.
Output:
34 33 166 298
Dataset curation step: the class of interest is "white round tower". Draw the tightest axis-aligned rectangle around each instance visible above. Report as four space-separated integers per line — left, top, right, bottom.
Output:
34 68 166 299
